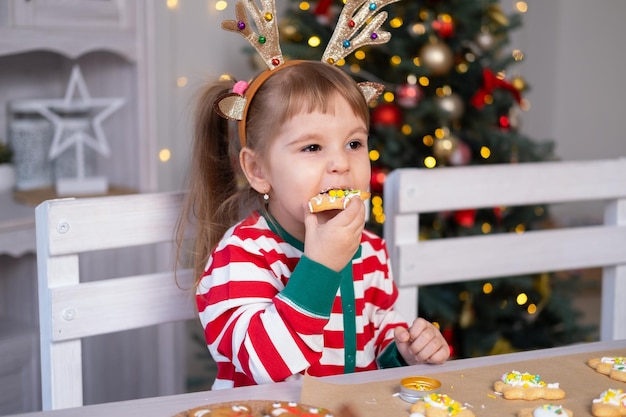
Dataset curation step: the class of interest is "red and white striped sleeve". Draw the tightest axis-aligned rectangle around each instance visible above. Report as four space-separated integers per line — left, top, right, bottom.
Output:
196 214 343 388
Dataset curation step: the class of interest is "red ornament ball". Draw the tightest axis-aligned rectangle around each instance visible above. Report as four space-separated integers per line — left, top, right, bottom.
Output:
448 140 472 166
371 103 403 127
370 166 388 193
454 209 477 228
432 19 454 38
314 0 333 16
396 83 422 108
499 115 510 129
493 206 503 223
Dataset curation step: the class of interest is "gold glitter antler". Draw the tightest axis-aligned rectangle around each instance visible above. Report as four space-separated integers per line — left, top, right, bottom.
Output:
222 0 284 70
322 0 400 65
216 0 394 145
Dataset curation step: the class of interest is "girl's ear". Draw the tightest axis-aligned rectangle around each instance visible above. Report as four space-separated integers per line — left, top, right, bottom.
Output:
239 147 269 194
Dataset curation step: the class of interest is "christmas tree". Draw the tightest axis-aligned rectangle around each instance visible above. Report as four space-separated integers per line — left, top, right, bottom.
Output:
275 0 596 357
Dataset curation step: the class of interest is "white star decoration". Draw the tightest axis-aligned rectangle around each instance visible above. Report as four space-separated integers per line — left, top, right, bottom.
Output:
33 65 125 195
37 65 125 163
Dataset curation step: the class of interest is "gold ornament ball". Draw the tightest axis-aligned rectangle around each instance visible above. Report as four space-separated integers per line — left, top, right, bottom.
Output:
436 92 464 121
433 134 458 160
419 42 454 76
476 31 494 51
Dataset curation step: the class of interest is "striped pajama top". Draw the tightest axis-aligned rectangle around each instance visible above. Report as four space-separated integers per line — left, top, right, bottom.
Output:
196 211 408 390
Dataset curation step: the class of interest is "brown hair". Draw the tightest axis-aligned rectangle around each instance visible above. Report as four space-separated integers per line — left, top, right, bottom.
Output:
177 61 371 288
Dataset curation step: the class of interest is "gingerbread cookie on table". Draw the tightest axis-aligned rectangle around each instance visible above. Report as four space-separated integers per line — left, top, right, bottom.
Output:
494 371 565 401
518 404 573 417
175 401 334 417
185 404 254 417
409 393 475 417
592 389 626 417
263 401 334 417
588 357 626 382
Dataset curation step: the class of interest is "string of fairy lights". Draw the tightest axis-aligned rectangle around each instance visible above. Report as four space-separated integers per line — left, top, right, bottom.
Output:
162 0 528 159
161 1 553 322
162 0 538 229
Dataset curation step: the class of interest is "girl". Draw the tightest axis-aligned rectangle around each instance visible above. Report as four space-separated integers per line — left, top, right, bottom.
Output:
178 60 449 390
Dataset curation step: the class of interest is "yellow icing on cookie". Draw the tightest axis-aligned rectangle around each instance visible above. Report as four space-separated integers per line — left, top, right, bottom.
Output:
601 356 626 372
593 388 626 406
501 371 559 388
423 393 464 416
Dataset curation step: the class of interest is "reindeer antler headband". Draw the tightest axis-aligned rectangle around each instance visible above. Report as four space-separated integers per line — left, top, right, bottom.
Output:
214 0 400 147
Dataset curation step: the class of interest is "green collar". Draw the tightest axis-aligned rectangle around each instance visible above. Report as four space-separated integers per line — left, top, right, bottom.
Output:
263 211 304 251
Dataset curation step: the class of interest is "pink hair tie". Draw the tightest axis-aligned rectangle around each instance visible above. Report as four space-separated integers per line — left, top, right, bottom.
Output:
232 81 249 95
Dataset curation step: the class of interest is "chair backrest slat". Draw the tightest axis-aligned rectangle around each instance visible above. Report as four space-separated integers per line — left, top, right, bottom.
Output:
43 192 186 255
383 158 626 342
393 158 626 213
396 225 626 286
50 270 195 341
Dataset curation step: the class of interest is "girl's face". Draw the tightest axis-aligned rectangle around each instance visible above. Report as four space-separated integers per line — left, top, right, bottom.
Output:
263 94 371 241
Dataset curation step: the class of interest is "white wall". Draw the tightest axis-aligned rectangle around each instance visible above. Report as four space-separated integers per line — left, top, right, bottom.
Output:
154 1 626 208
153 1 253 191
510 0 626 222
517 0 626 162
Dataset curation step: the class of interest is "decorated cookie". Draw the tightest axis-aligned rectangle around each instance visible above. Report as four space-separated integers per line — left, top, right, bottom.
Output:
173 401 334 417
588 357 626 383
591 388 626 417
263 401 334 417
185 404 254 417
409 393 475 417
308 189 370 213
494 370 565 401
518 404 573 417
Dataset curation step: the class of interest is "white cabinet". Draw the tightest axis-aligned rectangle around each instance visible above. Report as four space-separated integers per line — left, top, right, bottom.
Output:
0 1 165 414
0 1 139 61
0 0 156 192
9 0 132 29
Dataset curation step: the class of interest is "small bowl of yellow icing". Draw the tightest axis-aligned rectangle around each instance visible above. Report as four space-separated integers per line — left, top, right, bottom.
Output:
399 376 442 403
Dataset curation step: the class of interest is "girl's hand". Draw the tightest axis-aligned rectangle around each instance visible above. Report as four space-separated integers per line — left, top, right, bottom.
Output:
394 318 450 365
303 198 365 272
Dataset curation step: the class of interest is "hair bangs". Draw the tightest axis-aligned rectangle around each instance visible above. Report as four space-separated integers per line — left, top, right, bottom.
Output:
279 65 369 124
245 62 370 153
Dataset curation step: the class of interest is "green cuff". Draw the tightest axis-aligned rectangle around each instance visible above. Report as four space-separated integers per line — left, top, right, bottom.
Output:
280 255 342 317
378 341 408 368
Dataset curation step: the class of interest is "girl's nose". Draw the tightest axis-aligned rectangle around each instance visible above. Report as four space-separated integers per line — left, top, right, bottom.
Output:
328 151 350 172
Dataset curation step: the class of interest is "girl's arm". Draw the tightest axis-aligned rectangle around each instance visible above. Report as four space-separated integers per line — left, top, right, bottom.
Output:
197 241 342 385
367 236 450 365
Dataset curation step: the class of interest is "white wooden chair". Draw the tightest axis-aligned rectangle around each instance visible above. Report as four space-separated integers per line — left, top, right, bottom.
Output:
36 191 197 410
383 158 626 341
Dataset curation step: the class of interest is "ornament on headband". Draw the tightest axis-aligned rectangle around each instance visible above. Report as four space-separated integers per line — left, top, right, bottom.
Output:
221 0 284 70
214 0 400 146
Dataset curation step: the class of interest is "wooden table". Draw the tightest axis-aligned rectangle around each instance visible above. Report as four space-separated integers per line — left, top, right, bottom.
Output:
10 339 626 417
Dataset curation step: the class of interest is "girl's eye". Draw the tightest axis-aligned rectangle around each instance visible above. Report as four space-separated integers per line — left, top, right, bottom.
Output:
302 144 321 152
348 140 364 150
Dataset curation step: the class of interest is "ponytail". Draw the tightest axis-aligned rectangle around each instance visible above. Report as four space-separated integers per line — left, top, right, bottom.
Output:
176 78 255 288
